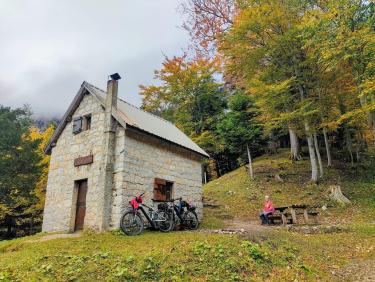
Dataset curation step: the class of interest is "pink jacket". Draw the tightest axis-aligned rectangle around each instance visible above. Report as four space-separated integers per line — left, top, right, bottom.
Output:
263 200 275 213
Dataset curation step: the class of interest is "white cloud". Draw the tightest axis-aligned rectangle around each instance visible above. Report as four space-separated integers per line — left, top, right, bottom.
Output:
0 0 188 117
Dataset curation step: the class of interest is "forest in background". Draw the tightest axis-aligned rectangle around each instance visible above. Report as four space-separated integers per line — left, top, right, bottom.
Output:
0 0 374 238
0 106 55 238
141 0 374 181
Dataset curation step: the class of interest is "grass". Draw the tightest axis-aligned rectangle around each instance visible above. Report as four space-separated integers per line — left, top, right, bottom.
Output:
1 224 374 281
0 230 318 281
1 150 375 281
203 149 375 224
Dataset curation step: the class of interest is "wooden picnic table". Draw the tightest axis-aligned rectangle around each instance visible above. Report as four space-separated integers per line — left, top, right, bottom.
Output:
274 204 316 225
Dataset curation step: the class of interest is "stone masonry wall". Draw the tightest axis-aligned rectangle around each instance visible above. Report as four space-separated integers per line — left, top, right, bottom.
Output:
110 129 204 228
43 93 204 232
42 93 125 232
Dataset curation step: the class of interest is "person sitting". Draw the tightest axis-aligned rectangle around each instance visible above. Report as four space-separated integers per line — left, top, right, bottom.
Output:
259 195 275 225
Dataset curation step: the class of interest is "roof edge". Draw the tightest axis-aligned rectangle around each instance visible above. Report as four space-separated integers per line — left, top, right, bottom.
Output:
44 82 87 154
126 125 209 159
44 81 209 159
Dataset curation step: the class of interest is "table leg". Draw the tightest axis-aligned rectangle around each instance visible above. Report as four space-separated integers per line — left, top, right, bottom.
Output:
281 213 287 225
303 209 309 224
291 208 297 224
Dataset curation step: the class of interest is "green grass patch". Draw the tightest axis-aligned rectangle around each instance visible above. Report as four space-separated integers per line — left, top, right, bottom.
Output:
203 149 375 223
0 231 316 281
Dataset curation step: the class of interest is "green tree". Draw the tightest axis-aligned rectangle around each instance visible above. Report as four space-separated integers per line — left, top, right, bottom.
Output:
308 0 375 144
140 55 227 177
140 55 226 135
216 93 262 179
220 0 332 182
29 124 55 223
0 105 44 236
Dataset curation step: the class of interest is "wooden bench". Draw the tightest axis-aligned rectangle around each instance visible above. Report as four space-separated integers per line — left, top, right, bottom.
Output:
307 210 319 224
267 212 293 225
272 206 320 225
267 213 282 224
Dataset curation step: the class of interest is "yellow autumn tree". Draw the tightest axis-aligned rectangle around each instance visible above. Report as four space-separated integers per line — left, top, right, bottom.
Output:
29 124 55 215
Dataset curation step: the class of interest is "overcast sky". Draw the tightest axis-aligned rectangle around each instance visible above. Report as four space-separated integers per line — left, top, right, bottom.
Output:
0 0 189 118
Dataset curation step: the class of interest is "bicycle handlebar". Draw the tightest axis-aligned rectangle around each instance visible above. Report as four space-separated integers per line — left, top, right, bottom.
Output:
170 197 182 202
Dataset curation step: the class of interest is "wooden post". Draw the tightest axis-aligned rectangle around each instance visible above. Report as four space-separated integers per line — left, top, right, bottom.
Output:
246 143 254 180
303 209 309 224
281 213 287 225
290 208 297 224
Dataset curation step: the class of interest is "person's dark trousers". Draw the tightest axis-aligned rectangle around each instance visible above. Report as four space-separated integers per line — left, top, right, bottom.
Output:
260 212 272 225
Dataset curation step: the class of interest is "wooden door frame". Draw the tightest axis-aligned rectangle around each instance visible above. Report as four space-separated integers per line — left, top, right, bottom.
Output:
69 179 88 232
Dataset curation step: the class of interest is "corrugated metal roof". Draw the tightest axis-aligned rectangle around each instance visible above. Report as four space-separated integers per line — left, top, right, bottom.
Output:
84 82 209 157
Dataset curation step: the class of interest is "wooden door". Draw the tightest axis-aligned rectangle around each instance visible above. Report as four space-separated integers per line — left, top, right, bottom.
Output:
74 180 88 231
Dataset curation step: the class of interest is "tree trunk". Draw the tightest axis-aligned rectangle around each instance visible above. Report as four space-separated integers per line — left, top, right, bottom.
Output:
295 77 318 182
356 147 360 163
322 128 332 167
288 126 301 160
267 131 278 154
313 133 324 178
305 122 319 183
344 125 354 165
246 143 254 180
5 214 12 238
359 94 375 144
355 132 366 163
329 185 351 204
207 159 219 180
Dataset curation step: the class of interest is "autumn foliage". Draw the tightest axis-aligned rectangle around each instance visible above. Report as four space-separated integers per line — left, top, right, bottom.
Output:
177 0 375 182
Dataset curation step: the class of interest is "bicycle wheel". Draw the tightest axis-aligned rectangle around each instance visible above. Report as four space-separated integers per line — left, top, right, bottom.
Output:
120 210 144 236
183 211 199 230
156 210 174 232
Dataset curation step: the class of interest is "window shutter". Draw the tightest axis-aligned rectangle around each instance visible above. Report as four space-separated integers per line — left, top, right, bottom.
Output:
153 179 173 201
153 185 165 201
73 117 83 134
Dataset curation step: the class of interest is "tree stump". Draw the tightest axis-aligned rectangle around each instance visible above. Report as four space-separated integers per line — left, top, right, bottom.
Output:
329 185 351 204
275 174 284 182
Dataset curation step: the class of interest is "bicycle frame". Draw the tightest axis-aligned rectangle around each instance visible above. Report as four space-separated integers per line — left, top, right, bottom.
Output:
134 205 156 229
172 204 185 223
134 203 170 229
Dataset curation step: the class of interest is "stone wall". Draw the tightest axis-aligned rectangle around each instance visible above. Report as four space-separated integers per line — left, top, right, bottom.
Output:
42 93 125 232
110 129 204 228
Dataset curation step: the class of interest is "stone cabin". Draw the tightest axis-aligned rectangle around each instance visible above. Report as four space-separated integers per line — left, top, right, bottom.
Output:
42 76 208 233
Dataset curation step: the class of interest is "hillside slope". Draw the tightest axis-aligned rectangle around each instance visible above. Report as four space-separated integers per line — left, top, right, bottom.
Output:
203 149 375 228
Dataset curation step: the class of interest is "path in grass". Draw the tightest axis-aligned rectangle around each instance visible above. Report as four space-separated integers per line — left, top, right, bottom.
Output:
26 232 81 243
335 259 375 281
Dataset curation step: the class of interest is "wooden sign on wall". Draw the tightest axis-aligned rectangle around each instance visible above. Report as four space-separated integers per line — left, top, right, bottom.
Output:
74 155 93 167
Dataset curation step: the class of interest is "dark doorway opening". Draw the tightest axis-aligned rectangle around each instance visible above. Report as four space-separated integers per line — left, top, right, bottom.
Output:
74 179 88 231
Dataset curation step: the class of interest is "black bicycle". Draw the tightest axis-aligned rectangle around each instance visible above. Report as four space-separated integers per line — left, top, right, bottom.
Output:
120 193 174 236
159 198 199 230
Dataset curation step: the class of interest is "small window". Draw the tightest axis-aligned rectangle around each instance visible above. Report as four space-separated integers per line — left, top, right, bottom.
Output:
153 178 173 201
83 114 91 131
72 117 83 134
